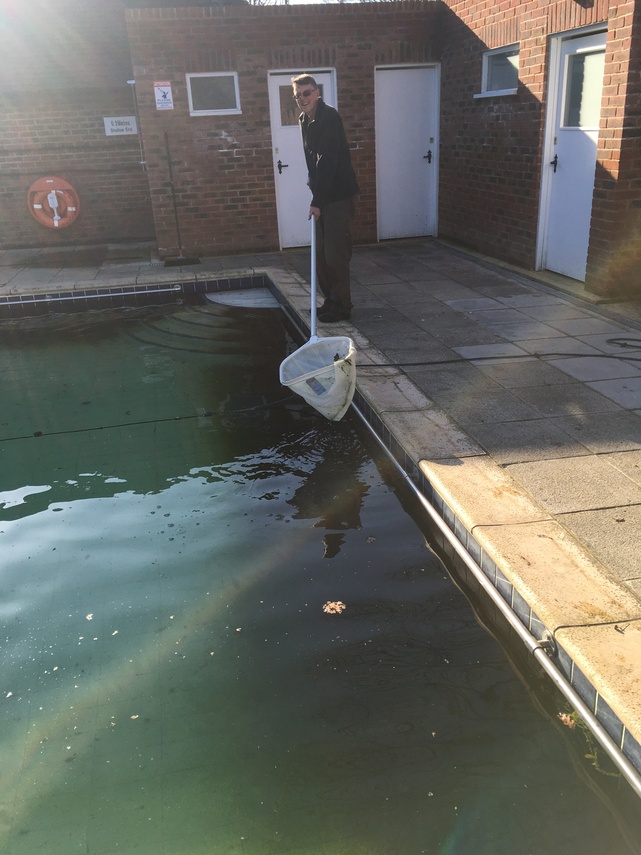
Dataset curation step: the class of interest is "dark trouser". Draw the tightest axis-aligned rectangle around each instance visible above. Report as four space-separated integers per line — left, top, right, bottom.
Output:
315 196 355 312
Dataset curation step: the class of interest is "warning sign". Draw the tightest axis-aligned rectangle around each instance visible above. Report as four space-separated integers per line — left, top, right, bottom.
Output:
154 81 174 111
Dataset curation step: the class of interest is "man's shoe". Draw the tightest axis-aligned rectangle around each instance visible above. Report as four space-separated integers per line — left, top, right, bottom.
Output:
317 298 333 314
318 305 351 323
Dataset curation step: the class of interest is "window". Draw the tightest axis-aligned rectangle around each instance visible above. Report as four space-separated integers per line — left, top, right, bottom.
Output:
476 46 519 98
563 49 605 128
186 72 241 116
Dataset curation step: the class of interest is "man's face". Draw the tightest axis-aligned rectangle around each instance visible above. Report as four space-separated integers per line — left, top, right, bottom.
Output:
293 83 320 117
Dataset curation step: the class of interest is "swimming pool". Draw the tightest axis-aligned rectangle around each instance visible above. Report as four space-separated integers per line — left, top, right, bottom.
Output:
1 298 640 854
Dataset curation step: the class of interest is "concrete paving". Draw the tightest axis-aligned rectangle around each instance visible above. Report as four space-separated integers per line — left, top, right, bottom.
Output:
2 237 641 782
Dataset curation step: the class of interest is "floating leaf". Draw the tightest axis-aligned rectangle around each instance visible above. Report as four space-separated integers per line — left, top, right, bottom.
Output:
323 601 346 614
558 712 576 729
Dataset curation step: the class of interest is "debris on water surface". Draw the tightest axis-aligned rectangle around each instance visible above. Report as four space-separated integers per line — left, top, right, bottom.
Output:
558 712 576 729
323 601 346 614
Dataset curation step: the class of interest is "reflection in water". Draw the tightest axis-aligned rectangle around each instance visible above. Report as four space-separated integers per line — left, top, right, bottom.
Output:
287 423 369 557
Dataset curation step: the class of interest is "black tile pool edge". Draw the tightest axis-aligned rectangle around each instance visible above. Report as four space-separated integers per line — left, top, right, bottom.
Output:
0 275 270 319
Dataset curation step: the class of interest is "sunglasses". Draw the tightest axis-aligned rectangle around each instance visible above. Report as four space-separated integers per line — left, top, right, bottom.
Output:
293 88 317 100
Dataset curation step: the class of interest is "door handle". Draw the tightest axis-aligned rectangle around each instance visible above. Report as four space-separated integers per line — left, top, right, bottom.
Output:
423 150 432 163
550 154 558 173
277 159 289 175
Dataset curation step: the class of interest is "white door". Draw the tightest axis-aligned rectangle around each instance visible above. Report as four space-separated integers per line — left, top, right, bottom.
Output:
538 32 606 280
268 69 336 248
375 65 439 239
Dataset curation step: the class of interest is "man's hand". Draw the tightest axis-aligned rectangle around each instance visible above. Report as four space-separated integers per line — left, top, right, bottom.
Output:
308 206 321 221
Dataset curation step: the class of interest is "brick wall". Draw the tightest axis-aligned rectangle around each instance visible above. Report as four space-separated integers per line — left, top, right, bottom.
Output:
126 2 441 259
0 0 155 248
3 0 639 296
587 1 641 297
438 0 612 274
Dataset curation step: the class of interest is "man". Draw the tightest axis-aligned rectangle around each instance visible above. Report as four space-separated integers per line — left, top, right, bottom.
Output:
292 74 359 323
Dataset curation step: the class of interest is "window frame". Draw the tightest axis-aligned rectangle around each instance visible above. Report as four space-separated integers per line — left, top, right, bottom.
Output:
474 45 519 99
186 72 241 117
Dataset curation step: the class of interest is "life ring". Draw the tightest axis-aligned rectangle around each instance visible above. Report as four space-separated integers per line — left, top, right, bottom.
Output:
27 176 80 229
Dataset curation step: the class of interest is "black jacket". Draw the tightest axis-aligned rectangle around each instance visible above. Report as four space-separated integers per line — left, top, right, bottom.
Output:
300 99 359 209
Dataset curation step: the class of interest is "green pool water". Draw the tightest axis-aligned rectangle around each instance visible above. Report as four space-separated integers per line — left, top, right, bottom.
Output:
1 300 640 855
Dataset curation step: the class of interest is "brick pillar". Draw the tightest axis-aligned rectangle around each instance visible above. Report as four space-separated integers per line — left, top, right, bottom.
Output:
587 1 641 298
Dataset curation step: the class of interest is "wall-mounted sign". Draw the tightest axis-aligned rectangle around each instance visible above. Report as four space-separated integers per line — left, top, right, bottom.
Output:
154 81 174 111
103 116 138 136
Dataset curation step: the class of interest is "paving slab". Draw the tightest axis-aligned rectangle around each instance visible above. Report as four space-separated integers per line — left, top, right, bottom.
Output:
497 293 565 308
431 383 543 426
506 455 641 514
403 361 491 395
444 297 505 312
577 333 641 353
588 376 641 409
558 505 641 584
515 336 604 356
549 317 629 337
463 417 591 464
483 319 566 340
0 268 20 287
608 450 641 485
548 355 641 382
513 381 623 416
451 342 530 359
471 357 575 387
518 303 595 322
551 411 641 453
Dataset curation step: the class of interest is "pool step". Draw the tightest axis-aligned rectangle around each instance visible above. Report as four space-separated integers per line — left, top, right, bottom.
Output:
126 304 257 356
